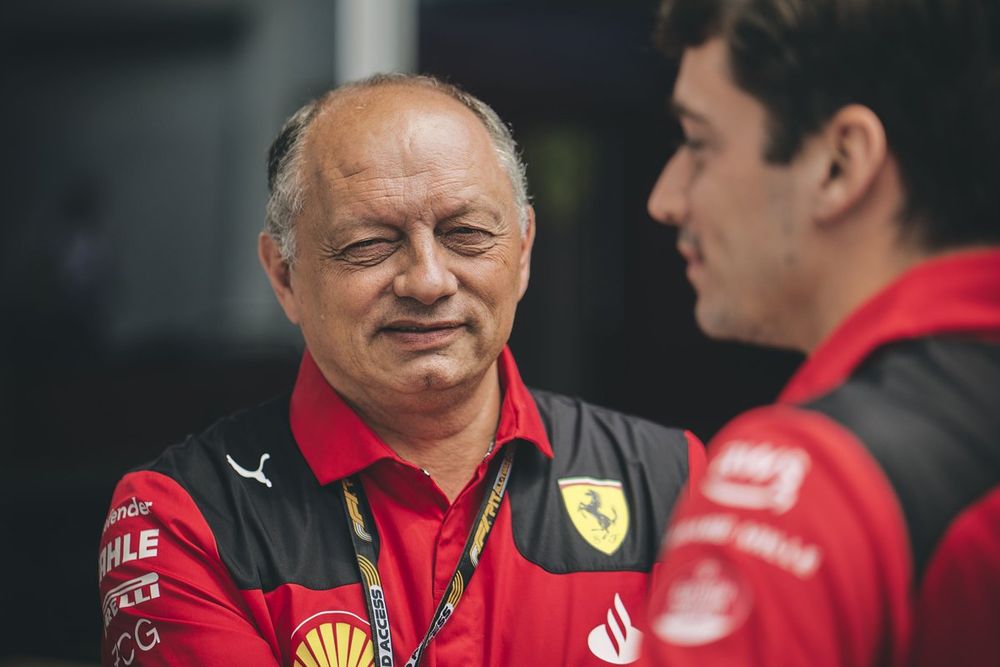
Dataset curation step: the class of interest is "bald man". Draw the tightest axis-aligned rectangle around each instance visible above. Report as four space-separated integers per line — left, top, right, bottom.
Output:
98 74 703 666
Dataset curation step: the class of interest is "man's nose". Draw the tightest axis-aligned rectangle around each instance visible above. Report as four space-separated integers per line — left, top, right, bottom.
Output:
393 236 459 304
647 151 691 227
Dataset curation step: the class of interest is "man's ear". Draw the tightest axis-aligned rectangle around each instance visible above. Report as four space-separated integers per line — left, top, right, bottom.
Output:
258 232 301 325
812 104 888 225
517 205 536 300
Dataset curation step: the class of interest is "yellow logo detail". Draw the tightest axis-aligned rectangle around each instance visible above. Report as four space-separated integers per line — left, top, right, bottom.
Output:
356 555 381 588
342 479 372 542
558 477 629 555
446 573 464 607
292 621 374 667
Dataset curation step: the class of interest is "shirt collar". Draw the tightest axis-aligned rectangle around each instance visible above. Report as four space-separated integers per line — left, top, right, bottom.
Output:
290 345 552 485
780 248 1000 405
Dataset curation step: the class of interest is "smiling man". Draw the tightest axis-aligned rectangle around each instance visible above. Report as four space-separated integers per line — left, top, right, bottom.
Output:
97 74 702 666
642 1 1000 666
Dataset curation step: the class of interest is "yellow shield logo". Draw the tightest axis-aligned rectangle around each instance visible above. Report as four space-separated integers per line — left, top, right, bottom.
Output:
558 477 629 555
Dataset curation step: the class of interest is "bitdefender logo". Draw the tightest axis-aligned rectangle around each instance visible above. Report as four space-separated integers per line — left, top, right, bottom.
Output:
102 497 153 535
290 611 377 667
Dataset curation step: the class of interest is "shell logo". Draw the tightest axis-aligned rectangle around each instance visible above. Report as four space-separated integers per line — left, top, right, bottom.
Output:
291 612 374 667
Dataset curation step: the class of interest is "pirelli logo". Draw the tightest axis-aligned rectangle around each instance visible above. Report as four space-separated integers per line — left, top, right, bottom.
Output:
342 478 373 542
102 572 161 631
469 454 513 566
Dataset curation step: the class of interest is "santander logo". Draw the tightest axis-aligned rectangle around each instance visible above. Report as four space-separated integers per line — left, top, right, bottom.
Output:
587 593 643 664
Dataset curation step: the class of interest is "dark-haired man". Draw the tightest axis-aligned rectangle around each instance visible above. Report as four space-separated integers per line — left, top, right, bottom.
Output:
643 1 1000 665
97 74 702 666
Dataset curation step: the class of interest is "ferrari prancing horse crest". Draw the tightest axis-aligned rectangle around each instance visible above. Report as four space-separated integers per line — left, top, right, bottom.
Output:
558 477 630 555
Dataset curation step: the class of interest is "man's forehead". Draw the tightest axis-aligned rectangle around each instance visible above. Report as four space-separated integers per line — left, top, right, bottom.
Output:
306 86 498 177
312 85 487 149
298 85 514 218
671 37 733 126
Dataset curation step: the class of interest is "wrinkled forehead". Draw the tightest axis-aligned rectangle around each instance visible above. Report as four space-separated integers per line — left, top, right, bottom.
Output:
302 86 511 208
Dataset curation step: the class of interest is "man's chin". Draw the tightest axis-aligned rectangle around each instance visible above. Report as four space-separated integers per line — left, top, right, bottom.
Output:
695 301 792 349
694 299 741 342
383 354 479 394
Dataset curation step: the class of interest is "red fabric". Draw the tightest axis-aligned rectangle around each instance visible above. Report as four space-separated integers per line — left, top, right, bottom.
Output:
98 473 280 666
99 346 668 666
780 249 1000 404
290 345 553 486
644 250 1000 667
643 407 912 667
684 430 707 496
912 487 1000 667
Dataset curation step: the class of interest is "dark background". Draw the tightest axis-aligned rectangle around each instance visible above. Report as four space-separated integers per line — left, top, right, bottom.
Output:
0 0 800 662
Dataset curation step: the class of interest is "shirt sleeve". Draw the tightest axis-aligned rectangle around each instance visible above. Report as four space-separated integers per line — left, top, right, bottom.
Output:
98 470 280 666
642 405 913 667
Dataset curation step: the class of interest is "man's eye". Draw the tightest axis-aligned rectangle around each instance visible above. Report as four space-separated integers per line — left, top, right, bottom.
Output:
683 137 707 152
441 227 495 254
338 238 398 265
349 238 392 250
447 227 491 241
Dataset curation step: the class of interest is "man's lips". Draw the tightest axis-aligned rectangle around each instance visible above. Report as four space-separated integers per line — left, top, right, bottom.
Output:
381 320 465 333
677 241 704 266
379 320 466 349
676 228 704 267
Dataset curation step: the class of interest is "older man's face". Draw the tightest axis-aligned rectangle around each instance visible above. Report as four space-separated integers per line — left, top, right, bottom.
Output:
272 86 533 404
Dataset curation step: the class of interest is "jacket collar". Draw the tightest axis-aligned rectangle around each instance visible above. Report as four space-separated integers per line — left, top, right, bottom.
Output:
290 345 552 485
780 248 1000 404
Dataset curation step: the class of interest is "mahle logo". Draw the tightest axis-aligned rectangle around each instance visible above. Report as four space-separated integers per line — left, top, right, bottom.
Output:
558 477 630 555
291 611 376 667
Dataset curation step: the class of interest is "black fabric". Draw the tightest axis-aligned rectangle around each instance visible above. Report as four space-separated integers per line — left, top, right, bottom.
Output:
136 388 693 591
144 394 362 593
805 338 1000 579
509 390 691 573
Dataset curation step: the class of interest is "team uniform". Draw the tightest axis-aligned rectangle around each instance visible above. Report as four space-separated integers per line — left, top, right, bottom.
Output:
644 250 1000 666
98 346 704 666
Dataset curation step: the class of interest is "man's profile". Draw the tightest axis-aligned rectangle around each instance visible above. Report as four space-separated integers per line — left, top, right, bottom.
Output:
97 73 702 666
642 1 1000 665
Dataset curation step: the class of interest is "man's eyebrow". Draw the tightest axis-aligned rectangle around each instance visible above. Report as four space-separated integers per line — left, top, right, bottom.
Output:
669 99 711 125
438 202 503 225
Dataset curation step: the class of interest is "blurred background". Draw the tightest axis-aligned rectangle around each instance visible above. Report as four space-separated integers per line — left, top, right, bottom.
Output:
0 0 800 663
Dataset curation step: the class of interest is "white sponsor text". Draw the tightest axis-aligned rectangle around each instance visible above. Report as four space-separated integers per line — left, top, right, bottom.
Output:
99 529 159 584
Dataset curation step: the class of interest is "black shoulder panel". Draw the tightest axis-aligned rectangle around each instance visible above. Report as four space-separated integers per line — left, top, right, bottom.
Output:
139 394 361 593
508 389 692 573
805 338 1000 579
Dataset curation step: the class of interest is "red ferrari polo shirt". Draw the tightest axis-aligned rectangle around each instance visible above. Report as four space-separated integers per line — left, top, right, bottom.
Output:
643 249 1000 667
99 346 700 666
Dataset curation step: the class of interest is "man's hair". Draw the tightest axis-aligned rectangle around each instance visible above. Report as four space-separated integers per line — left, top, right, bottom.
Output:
656 0 1000 249
265 73 530 264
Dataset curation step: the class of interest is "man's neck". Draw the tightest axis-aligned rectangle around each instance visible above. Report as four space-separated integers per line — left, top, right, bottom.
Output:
801 230 930 354
347 365 503 503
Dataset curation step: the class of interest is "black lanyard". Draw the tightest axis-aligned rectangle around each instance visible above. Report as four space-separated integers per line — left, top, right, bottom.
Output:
339 444 516 667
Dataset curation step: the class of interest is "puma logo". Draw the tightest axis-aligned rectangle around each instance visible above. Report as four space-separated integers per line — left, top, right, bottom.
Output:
226 453 273 488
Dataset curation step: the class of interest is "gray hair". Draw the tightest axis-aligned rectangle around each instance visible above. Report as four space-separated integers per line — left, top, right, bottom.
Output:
265 73 531 264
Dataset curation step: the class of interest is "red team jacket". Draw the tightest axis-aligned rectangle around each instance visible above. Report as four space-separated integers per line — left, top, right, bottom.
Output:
98 346 703 666
644 250 1000 666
